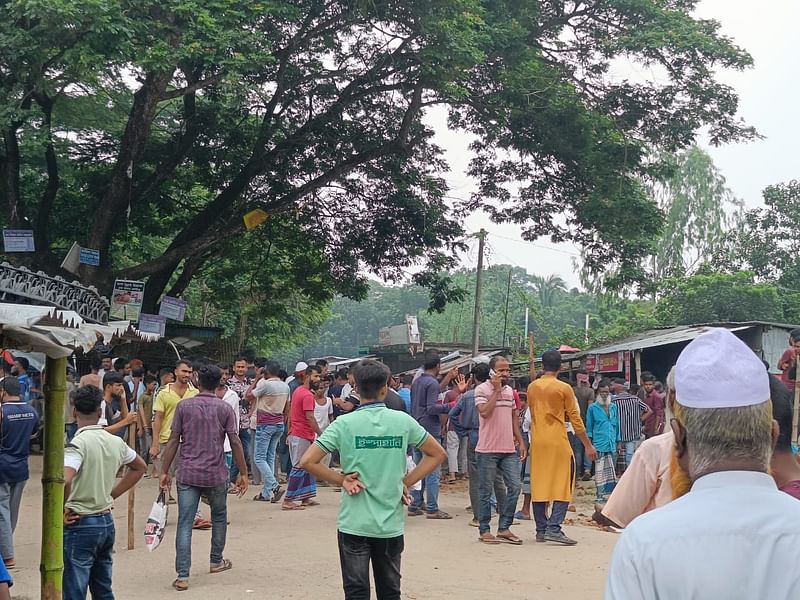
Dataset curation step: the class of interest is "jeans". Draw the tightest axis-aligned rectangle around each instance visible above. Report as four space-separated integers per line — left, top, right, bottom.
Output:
175 482 228 580
622 440 638 468
338 531 403 600
477 453 521 534
63 513 115 600
279 428 291 476
569 432 587 475
255 423 285 498
0 481 26 560
532 501 570 536
467 441 506 521
65 422 78 443
230 429 252 481
409 446 440 513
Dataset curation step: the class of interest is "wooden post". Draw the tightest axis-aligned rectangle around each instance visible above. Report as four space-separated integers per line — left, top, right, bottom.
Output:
635 350 643 384
41 355 66 600
127 421 137 550
793 354 800 447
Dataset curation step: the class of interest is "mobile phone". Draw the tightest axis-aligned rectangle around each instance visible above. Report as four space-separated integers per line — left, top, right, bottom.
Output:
490 369 497 378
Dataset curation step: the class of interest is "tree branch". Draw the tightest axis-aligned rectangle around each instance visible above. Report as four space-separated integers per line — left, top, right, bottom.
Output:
159 74 222 101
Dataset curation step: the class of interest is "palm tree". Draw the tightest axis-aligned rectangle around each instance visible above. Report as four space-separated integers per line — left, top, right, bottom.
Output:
531 274 568 308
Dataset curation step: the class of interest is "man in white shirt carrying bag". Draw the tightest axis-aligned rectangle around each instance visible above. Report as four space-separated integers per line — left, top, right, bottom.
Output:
605 328 800 599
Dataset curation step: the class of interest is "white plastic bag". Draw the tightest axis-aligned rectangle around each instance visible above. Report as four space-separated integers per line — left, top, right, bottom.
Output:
406 455 422 491
144 490 168 552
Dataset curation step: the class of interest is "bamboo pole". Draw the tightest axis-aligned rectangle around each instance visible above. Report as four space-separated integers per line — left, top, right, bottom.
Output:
127 422 137 550
41 356 66 600
635 350 642 384
793 354 800 447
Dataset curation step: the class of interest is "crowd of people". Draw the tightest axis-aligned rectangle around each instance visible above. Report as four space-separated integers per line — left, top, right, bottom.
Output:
0 325 799 598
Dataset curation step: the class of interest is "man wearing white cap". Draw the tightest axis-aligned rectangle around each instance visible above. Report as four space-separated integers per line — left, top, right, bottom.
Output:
605 328 800 599
287 362 308 396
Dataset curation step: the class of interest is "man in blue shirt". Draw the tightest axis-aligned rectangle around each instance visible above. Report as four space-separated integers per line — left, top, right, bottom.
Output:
586 380 621 501
11 357 31 404
0 377 39 569
409 352 452 519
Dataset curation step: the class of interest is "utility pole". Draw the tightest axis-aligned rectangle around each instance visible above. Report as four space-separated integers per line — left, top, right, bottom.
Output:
471 229 487 357
501 266 512 348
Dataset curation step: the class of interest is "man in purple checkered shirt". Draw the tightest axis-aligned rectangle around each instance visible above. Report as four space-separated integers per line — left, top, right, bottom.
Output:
161 364 249 592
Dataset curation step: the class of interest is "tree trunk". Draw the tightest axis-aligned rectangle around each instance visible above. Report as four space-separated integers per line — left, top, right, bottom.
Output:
34 97 60 253
41 356 66 600
1 125 25 228
87 69 175 275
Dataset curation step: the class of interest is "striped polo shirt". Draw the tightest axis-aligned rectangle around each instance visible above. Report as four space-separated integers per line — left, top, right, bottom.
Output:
613 393 650 442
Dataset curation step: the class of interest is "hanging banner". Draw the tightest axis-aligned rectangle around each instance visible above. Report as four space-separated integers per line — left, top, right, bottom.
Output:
138 313 166 336
624 351 632 383
110 279 146 321
585 352 624 373
158 296 187 322
405 314 421 345
3 229 35 252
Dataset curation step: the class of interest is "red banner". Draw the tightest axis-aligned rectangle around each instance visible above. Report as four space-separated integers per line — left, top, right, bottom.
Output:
624 351 631 383
585 352 623 373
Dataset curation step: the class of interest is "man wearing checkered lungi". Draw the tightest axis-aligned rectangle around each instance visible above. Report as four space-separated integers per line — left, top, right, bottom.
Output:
585 381 620 501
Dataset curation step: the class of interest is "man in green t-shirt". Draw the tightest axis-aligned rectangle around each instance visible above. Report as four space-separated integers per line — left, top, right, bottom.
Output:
300 359 446 600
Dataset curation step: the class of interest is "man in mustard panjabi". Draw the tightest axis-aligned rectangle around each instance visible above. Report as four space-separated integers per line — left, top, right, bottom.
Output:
528 350 597 545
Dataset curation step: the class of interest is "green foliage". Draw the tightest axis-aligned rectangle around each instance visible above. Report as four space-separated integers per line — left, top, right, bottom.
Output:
654 272 784 325
2 0 756 316
650 146 742 278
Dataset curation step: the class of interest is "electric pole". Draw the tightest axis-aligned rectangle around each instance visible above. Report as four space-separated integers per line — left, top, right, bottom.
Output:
471 229 487 357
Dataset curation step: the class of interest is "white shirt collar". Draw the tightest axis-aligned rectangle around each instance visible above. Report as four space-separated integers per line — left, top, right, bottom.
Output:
691 470 777 492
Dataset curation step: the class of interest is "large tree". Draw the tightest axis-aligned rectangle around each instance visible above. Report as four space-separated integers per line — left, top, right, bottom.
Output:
2 0 755 315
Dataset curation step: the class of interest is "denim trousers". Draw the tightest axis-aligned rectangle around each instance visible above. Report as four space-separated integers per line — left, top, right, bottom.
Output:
477 452 521 534
467 440 507 521
568 432 589 475
338 531 403 600
532 501 570 536
255 423 285 498
229 429 252 481
65 422 78 443
0 480 26 560
622 440 638 468
63 513 115 600
409 446 440 513
176 482 228 580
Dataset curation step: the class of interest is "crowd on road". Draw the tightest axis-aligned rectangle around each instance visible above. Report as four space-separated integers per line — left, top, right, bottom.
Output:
0 326 799 598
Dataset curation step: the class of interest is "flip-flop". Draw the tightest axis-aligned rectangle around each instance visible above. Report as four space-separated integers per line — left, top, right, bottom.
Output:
514 511 531 520
479 533 501 544
172 579 189 591
270 489 285 503
209 558 233 574
302 499 320 507
496 532 523 545
281 504 305 511
253 493 269 502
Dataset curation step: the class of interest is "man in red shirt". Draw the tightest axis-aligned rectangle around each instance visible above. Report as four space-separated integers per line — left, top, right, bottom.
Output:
283 365 323 510
778 329 800 393
639 373 665 439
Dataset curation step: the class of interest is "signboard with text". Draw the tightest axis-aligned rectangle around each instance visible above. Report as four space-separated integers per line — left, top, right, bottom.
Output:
110 279 145 321
159 296 187 321
138 313 166 336
3 230 35 252
79 247 100 266
585 351 624 373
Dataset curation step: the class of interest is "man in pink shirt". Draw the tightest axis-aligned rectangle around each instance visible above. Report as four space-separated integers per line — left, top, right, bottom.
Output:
475 356 526 545
778 329 800 392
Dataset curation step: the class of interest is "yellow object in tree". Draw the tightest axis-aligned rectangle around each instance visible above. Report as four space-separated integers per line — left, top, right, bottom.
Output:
243 208 269 230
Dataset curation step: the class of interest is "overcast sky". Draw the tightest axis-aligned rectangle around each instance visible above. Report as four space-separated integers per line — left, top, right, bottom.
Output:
429 0 799 288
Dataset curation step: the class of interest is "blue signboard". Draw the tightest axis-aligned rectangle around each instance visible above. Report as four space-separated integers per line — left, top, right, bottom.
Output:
79 247 100 266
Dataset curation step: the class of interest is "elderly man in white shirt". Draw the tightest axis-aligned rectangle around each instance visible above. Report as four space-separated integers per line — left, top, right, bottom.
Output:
605 328 800 600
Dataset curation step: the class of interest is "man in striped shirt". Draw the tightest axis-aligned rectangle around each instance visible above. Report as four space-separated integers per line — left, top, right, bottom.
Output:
611 379 652 470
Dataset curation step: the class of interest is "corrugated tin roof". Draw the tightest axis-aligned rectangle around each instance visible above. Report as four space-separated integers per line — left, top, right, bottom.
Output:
572 324 752 358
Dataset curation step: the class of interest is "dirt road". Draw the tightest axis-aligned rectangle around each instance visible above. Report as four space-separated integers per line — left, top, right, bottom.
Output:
9 457 616 599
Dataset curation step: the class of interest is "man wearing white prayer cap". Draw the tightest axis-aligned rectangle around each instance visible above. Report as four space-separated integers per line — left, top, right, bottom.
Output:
605 328 800 600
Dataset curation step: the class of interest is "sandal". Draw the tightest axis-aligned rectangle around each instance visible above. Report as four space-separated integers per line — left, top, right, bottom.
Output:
253 493 269 502
282 503 306 511
270 488 285 503
301 499 320 507
496 531 523 545
426 511 453 520
479 533 500 544
209 558 233 574
172 579 189 591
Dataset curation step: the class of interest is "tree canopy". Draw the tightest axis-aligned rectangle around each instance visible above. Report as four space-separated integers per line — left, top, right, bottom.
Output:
2 0 756 325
